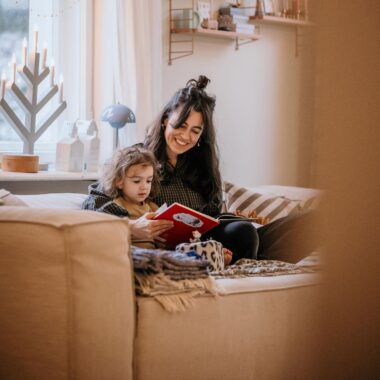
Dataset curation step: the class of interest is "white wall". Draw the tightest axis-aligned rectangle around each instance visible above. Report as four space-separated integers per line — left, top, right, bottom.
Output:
161 1 314 188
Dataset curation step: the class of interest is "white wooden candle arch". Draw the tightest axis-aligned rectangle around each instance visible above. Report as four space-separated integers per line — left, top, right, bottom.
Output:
0 30 67 154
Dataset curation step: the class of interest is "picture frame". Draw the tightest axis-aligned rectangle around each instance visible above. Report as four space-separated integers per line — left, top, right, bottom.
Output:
263 0 275 15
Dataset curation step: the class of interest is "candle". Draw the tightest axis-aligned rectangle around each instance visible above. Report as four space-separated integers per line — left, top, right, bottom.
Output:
33 25 39 53
59 74 64 103
10 54 16 84
50 59 55 86
41 41 47 69
0 72 6 99
22 37 27 67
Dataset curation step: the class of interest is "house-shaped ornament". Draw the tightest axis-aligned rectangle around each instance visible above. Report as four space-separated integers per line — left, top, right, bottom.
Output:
55 124 84 172
78 120 100 172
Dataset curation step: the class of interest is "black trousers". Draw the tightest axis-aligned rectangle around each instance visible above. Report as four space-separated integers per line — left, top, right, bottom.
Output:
203 210 319 264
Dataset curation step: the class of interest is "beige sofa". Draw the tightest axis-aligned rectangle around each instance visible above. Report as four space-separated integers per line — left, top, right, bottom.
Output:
0 187 320 380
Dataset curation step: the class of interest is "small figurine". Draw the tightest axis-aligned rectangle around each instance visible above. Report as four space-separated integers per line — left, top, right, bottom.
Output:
190 230 202 243
55 123 84 172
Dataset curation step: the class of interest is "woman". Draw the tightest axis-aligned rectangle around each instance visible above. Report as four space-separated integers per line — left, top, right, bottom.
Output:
143 75 259 262
144 75 319 263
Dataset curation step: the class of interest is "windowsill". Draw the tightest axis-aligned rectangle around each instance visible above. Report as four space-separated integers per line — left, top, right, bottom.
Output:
0 170 99 181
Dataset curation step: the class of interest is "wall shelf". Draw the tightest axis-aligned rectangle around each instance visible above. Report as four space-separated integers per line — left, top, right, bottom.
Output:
168 0 260 65
250 15 314 27
169 27 260 64
249 15 314 57
169 27 260 63
171 27 260 41
168 1 314 64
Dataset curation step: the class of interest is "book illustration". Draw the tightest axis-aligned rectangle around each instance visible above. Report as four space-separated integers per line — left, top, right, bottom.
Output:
173 212 204 228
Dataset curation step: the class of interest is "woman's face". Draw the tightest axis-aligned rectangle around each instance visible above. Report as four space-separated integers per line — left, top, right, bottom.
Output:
164 109 204 159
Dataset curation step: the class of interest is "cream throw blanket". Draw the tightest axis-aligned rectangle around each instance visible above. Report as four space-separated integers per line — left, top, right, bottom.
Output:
132 247 221 312
132 248 320 313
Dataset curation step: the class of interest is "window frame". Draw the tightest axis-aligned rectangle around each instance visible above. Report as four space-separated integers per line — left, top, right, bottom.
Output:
0 0 92 165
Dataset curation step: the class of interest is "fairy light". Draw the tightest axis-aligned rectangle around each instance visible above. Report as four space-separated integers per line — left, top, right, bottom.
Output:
13 0 80 18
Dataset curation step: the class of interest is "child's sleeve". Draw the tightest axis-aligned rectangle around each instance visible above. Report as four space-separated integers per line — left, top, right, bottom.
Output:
82 182 130 217
98 201 130 217
82 193 129 217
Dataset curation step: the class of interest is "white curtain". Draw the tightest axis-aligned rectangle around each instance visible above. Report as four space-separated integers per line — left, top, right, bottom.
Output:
92 0 162 163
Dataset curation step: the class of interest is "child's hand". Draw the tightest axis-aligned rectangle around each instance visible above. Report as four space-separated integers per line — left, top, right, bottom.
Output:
129 213 173 240
223 248 233 266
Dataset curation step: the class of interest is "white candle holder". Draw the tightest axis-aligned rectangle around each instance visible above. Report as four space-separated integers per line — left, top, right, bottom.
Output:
0 51 67 154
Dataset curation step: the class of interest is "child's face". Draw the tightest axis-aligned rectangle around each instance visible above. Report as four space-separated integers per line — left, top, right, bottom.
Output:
117 163 154 204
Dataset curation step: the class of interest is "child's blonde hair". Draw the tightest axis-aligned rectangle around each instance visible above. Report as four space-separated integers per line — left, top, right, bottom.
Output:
101 146 160 198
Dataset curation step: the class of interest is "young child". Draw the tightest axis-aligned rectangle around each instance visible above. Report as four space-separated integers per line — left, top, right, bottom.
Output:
101 146 160 249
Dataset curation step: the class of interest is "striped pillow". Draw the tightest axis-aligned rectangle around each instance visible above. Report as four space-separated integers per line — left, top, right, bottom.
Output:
224 181 320 223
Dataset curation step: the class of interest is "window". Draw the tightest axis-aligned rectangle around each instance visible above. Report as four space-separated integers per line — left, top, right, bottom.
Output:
0 0 29 145
0 0 82 165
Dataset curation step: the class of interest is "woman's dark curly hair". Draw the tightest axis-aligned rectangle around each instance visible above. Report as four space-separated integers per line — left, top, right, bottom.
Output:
144 75 222 204
101 146 161 199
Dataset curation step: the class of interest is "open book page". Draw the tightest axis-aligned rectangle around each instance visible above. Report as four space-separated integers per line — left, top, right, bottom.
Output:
155 202 168 214
154 202 220 249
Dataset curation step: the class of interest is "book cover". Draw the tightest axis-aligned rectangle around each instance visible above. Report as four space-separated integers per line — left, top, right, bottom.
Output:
154 202 220 248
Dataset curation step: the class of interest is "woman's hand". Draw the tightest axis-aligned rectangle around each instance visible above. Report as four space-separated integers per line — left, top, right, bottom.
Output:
129 212 173 240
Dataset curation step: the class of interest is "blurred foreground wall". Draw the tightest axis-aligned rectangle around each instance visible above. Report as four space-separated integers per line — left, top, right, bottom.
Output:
313 1 380 378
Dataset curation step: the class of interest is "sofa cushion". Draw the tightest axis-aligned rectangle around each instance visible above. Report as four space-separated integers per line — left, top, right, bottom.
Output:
224 181 321 223
18 192 87 209
0 189 28 207
0 207 135 380
134 273 319 380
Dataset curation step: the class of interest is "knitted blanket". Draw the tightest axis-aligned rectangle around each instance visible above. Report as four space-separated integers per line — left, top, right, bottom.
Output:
132 247 210 280
211 255 321 279
131 247 220 312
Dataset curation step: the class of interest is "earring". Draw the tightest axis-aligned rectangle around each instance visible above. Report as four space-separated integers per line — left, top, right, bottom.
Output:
197 141 200 147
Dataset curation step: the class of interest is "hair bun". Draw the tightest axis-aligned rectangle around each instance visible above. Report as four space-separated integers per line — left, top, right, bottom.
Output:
186 75 211 91
196 75 210 90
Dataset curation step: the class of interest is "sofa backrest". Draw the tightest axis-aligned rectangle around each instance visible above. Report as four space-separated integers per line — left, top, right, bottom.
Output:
0 207 135 380
17 192 87 209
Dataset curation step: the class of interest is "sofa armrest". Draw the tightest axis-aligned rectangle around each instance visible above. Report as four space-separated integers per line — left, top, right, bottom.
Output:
0 207 134 380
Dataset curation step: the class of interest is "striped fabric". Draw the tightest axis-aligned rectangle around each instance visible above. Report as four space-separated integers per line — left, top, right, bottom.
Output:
223 181 320 223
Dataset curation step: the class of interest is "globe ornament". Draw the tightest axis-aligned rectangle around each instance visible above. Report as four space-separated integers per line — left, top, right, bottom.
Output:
101 103 136 149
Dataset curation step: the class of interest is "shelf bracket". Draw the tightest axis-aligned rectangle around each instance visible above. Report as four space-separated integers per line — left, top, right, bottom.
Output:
235 38 254 51
168 0 195 65
169 34 194 65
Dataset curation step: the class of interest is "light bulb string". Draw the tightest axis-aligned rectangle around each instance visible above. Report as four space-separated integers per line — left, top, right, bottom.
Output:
9 0 80 18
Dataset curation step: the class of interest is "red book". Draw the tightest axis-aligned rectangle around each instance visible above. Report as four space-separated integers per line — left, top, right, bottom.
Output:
154 202 220 249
